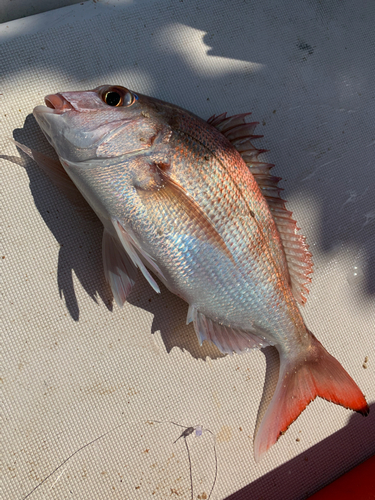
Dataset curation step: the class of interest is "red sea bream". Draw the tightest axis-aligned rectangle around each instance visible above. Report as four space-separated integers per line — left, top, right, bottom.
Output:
27 85 368 460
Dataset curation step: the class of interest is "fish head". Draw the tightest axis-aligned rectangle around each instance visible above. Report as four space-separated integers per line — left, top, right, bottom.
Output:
33 85 168 163
32 85 178 224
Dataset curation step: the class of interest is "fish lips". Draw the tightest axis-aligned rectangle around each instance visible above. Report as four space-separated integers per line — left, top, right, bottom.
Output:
33 93 77 136
45 93 75 113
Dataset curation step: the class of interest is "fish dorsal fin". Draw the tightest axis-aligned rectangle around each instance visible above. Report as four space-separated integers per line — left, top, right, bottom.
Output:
208 113 313 305
187 305 270 355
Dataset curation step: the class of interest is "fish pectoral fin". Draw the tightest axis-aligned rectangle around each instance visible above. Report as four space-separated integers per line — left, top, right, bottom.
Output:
112 218 162 294
11 139 94 218
188 306 270 354
102 229 138 307
134 162 235 265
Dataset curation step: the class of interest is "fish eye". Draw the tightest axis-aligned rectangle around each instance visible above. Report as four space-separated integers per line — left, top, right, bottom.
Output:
102 86 134 107
104 91 122 107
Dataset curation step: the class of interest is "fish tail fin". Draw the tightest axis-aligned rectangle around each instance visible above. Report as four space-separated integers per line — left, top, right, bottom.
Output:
254 332 369 462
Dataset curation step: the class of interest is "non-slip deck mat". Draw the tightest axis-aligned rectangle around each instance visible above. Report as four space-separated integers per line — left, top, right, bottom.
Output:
1 1 374 498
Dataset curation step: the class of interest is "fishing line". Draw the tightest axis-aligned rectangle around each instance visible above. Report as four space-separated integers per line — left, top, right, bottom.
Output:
22 418 218 500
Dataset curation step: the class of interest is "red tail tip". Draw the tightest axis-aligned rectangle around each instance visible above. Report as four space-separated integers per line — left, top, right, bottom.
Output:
358 404 370 417
254 333 369 461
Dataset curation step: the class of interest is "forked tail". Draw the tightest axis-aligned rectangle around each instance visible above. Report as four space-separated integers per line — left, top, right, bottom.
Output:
254 332 369 462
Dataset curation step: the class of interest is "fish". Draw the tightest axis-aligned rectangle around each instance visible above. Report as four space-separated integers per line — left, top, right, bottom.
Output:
23 85 368 461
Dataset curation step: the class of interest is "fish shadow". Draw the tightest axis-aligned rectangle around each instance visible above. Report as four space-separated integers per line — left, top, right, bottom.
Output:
4 116 312 418
6 103 372 500
226 402 375 500
2 0 375 298
130 276 225 360
5 114 113 322
5 115 225 361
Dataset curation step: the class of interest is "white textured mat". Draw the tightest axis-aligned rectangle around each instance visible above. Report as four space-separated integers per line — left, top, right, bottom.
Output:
1 1 374 499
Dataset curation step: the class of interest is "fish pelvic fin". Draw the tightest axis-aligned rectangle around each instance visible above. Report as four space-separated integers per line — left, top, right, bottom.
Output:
102 229 138 307
112 218 162 294
254 332 369 462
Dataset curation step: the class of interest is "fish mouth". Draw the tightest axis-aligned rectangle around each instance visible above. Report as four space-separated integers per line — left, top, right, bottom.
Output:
33 94 75 117
44 94 74 114
32 94 75 147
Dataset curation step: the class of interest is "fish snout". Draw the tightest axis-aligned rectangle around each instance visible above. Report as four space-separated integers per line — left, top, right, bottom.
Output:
45 94 74 113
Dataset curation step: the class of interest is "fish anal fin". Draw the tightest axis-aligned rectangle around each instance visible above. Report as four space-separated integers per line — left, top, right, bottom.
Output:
208 115 314 305
102 229 138 307
189 307 270 354
254 332 369 462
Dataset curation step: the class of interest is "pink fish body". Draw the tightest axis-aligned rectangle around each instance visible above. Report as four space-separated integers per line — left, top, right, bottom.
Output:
28 85 368 460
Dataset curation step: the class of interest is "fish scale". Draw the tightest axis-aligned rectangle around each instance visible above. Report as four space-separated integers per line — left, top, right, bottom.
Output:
171 121 289 279
160 130 297 335
27 85 368 461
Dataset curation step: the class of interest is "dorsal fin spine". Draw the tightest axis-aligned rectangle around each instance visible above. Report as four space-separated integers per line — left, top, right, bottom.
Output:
209 112 314 305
